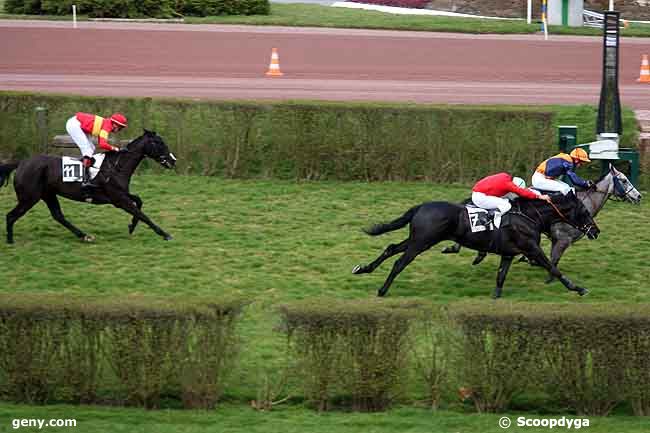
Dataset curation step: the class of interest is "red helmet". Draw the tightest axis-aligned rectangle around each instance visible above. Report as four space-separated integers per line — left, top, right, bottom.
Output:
110 113 127 128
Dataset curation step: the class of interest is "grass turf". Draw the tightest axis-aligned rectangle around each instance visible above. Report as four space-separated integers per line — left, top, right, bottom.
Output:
0 175 648 431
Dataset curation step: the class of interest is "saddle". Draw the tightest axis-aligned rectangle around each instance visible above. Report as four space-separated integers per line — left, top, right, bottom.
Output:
465 205 503 233
61 153 106 183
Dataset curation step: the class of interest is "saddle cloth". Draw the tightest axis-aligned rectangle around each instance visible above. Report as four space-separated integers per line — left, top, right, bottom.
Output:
466 205 502 233
61 154 106 183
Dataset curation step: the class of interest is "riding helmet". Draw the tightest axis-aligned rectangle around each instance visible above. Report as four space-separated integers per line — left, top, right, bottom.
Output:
569 148 591 163
110 113 128 128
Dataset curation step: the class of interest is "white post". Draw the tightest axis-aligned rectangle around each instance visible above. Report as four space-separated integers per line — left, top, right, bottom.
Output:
609 0 614 11
527 0 532 24
72 5 77 29
544 18 548 40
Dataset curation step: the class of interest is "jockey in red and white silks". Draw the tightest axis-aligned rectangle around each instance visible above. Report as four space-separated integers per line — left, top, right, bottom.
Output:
65 112 127 189
472 172 550 216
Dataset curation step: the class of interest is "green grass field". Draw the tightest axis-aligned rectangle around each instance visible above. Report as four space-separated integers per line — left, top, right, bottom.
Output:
0 175 648 432
1 176 647 302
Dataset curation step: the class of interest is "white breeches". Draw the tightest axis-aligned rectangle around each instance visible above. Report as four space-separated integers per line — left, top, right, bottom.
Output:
471 192 512 213
66 116 95 157
531 171 572 195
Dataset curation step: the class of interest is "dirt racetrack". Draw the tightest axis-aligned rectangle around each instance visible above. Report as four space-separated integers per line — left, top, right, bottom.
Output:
0 21 648 108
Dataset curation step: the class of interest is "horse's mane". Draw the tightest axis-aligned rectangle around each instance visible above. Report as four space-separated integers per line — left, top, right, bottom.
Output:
512 192 577 213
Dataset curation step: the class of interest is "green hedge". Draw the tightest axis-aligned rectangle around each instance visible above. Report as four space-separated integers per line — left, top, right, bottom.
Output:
279 298 422 412
277 300 650 415
0 92 564 184
3 0 270 17
451 302 650 416
3 92 643 186
0 294 247 408
2 295 650 415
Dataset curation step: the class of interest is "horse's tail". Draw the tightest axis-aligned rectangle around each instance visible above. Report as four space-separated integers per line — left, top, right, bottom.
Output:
364 205 421 236
0 162 19 187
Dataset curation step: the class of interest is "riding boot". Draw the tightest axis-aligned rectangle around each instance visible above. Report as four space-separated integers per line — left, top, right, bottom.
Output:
81 157 96 197
483 209 496 227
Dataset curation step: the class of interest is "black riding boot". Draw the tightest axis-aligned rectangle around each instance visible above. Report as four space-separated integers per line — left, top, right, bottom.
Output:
480 209 496 227
81 157 96 197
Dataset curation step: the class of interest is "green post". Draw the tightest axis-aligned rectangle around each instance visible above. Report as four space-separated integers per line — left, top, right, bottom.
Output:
558 125 577 152
561 0 569 25
35 106 48 154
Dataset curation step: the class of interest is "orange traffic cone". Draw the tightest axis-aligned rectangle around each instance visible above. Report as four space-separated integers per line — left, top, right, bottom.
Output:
265 48 283 77
638 54 650 83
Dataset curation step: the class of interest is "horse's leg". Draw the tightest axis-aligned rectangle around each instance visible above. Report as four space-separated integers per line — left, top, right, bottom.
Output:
377 242 430 297
493 255 514 299
544 239 572 284
524 243 588 296
6 197 40 244
441 243 461 254
110 192 172 240
42 194 91 242
440 243 487 265
353 239 408 275
127 194 143 234
472 251 487 266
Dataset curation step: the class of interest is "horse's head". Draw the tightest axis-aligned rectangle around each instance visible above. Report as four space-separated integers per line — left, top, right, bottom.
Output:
127 129 176 169
552 191 600 240
610 164 642 204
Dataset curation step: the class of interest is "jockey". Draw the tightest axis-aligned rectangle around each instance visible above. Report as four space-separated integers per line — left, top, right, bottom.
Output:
472 172 551 222
65 112 127 190
531 148 593 195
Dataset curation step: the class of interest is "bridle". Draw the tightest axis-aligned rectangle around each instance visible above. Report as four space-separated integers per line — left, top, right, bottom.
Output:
611 173 639 202
99 134 176 180
514 197 595 236
157 150 177 168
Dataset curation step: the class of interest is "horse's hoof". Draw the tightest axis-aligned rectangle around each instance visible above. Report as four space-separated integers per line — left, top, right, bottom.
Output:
128 225 135 234
578 287 589 296
545 276 556 284
441 246 459 254
80 235 95 243
377 291 386 297
352 265 363 274
472 254 486 266
164 235 173 241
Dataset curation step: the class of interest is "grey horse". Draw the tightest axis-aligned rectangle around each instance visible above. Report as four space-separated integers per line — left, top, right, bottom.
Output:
441 165 642 282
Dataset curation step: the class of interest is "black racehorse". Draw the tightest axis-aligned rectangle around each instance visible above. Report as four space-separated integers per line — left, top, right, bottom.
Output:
441 165 642 282
353 192 600 298
0 130 176 243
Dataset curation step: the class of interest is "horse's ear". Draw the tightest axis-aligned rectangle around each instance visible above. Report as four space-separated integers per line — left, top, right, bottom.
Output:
143 128 154 136
609 162 614 172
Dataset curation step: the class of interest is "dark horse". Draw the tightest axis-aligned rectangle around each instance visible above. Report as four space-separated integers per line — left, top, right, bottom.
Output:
0 130 176 243
353 192 600 298
441 165 642 282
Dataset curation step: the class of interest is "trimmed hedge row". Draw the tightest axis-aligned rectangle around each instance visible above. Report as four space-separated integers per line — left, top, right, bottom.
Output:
2 296 650 415
280 301 650 415
279 298 423 412
0 92 561 184
451 302 650 416
3 0 270 17
0 294 247 408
